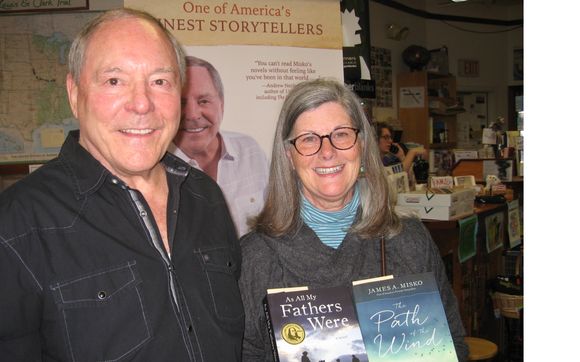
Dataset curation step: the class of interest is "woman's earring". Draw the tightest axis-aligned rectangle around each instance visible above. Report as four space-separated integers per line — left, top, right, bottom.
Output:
359 165 365 178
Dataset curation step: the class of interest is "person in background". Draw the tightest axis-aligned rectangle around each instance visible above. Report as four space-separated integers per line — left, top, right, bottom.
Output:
0 8 243 361
238 78 468 361
376 121 427 172
170 56 269 237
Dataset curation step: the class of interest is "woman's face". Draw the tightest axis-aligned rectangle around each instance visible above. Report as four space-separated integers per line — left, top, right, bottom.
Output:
378 127 393 154
287 102 361 211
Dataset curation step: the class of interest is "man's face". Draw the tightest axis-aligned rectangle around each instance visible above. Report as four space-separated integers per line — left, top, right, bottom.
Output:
173 66 224 157
66 17 181 180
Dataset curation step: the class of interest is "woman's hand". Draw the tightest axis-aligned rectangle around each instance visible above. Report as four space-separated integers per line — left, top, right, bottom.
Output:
391 142 406 161
401 146 428 173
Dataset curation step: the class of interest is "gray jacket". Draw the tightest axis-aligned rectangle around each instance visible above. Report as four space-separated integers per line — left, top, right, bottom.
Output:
239 216 468 361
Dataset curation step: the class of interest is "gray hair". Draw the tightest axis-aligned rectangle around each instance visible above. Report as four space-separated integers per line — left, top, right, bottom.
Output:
185 56 225 102
253 78 400 239
68 8 186 86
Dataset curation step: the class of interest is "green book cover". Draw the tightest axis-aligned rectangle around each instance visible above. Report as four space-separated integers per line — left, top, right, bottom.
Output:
352 272 458 362
264 285 368 362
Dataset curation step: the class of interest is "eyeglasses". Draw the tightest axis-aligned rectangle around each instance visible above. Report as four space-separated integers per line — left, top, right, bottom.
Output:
380 135 392 141
288 127 360 156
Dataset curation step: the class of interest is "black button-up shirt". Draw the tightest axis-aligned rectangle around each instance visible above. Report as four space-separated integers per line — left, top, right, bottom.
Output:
0 131 243 361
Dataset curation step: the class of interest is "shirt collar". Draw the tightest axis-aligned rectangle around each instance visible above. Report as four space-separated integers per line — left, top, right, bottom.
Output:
60 130 190 199
168 132 235 168
219 132 235 161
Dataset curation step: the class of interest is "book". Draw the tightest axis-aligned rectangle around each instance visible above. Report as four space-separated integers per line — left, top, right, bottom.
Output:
386 171 409 197
352 272 458 362
264 285 369 362
428 149 453 174
507 199 522 249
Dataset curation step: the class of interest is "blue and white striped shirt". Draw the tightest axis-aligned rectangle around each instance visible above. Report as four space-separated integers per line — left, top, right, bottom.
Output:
300 184 360 249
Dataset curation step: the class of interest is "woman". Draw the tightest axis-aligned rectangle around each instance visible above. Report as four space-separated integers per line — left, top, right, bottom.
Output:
239 78 468 361
376 121 427 172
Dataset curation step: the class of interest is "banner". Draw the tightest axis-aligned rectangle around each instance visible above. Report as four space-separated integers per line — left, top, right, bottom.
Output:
126 0 344 154
340 0 374 99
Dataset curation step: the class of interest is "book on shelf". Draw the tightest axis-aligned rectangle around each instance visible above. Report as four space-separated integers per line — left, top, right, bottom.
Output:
264 285 369 362
352 272 458 362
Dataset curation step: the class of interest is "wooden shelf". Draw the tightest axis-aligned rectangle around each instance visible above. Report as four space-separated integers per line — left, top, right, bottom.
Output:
430 108 466 116
0 163 42 192
451 158 516 182
429 142 457 149
424 202 508 336
397 71 461 147
0 163 33 176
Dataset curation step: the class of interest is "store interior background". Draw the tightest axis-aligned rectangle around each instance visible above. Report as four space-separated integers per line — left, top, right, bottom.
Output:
369 2 526 360
2 0 576 358
368 0 522 130
371 2 576 359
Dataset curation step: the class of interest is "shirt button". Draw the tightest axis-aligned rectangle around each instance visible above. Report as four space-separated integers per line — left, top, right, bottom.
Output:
188 325 193 333
97 291 107 300
140 210 147 217
250 197 255 203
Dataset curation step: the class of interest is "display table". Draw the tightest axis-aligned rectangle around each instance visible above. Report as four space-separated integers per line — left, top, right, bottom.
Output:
423 202 507 337
451 158 523 201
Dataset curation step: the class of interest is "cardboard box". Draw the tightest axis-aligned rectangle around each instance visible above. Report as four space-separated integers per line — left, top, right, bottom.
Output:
396 187 476 207
395 200 474 221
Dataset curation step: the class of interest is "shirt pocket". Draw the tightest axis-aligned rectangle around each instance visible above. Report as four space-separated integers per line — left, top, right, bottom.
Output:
195 246 244 324
50 260 151 362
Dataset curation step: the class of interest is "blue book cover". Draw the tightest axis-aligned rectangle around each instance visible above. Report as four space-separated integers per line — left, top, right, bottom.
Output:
264 285 369 362
352 272 458 362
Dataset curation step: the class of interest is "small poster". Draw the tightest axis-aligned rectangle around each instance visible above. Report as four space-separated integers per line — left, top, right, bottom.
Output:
369 46 393 107
507 200 522 248
458 214 478 263
399 86 425 108
485 212 505 253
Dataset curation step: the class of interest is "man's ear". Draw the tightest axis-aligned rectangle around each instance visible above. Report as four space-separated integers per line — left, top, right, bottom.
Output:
66 73 79 119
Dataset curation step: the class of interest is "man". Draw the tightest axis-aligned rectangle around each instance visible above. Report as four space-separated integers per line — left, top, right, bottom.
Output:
170 56 269 237
0 9 243 361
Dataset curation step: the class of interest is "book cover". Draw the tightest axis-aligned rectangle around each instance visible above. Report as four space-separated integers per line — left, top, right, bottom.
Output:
507 199 522 248
485 211 505 253
264 285 369 362
352 273 458 362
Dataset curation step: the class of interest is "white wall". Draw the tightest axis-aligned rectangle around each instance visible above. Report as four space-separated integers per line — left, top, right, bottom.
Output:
369 0 427 123
369 0 523 126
